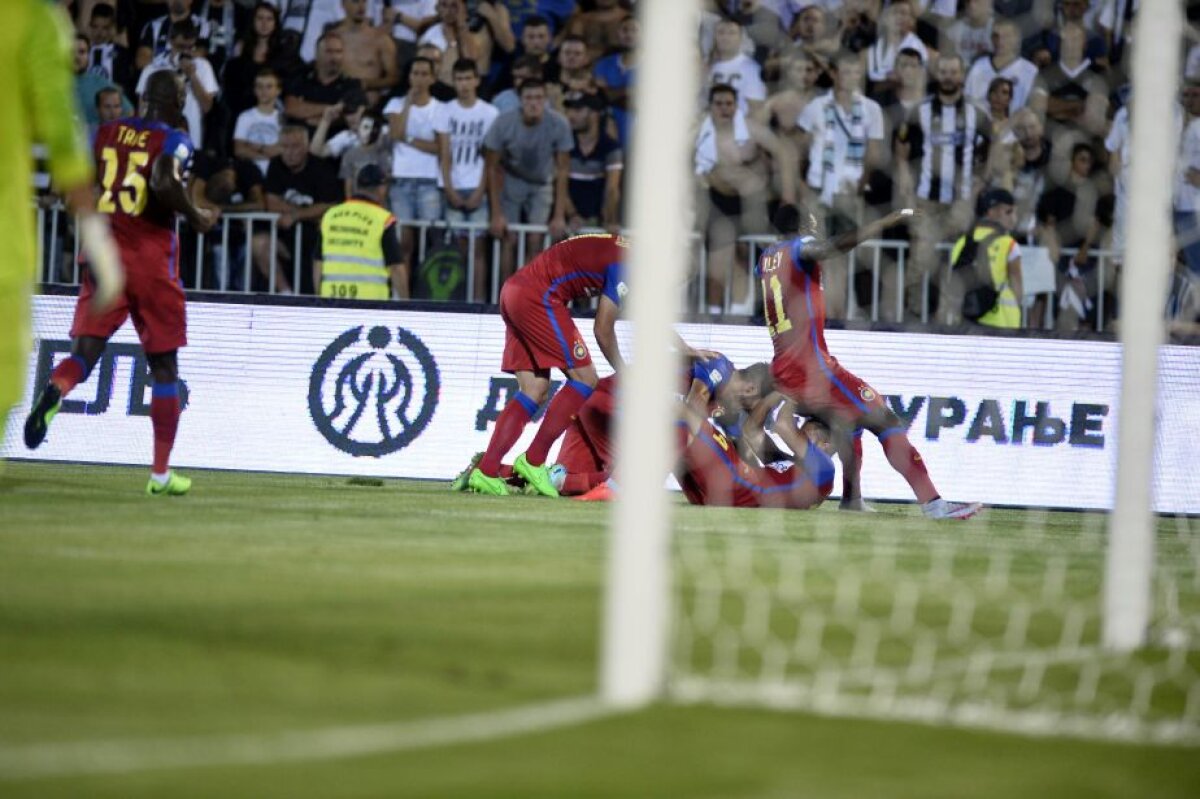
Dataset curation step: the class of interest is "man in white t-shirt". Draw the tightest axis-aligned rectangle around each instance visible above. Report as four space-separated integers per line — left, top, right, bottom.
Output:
796 52 884 317
135 20 218 147
434 57 498 300
963 20 1038 111
706 18 766 116
384 56 444 280
387 0 438 43
233 68 284 175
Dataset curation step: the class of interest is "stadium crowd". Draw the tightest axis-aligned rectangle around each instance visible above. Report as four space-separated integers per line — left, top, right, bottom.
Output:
45 0 1200 330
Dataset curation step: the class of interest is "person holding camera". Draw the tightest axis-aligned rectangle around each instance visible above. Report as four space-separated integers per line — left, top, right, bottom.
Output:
135 19 218 148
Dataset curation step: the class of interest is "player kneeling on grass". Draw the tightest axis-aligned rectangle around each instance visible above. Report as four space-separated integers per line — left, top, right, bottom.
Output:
24 72 218 496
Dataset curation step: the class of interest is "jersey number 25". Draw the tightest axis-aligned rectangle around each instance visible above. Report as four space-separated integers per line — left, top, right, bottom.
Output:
97 147 150 216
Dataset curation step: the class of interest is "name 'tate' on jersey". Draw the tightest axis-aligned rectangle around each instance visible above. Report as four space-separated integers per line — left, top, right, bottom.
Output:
93 117 195 247
520 233 630 305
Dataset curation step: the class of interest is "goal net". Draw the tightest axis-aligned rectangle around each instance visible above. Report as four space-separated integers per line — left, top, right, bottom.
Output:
607 0 1200 746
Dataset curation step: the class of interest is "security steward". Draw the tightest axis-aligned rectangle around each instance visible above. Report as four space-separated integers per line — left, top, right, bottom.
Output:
947 188 1025 328
314 164 406 299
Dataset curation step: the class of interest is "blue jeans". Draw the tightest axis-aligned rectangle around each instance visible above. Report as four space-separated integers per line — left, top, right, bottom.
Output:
1173 210 1200 275
389 178 443 222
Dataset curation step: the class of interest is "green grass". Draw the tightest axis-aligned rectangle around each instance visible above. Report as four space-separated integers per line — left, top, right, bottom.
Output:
0 462 1197 798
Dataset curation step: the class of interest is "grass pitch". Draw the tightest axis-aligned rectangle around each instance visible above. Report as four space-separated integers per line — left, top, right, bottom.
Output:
0 462 1197 798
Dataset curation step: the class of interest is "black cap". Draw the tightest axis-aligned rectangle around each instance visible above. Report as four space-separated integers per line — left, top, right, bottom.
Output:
564 90 605 111
980 188 1015 212
356 164 386 189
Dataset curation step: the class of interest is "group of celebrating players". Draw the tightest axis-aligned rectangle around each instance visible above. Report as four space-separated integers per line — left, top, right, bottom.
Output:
452 217 981 520
9 1 976 518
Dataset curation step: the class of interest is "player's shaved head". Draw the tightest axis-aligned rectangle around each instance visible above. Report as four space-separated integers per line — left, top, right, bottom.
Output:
144 70 186 125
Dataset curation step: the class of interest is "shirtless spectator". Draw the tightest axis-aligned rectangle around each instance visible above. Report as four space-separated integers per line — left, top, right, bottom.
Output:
565 0 629 64
331 0 399 105
420 0 490 80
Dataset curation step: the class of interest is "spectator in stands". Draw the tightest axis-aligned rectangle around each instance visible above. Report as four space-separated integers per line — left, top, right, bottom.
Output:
88 3 134 97
233 68 284 176
330 0 399 105
787 3 839 72
866 0 929 92
565 0 630 63
755 51 820 201
252 125 342 295
386 0 439 48
694 84 790 315
135 20 219 147
420 0 491 81
284 31 364 134
196 0 239 74
319 104 392 199
798 51 887 318
964 19 1039 111
1029 22 1109 144
1036 142 1111 329
136 0 211 71
876 47 927 141
74 34 132 133
95 87 125 127
1023 0 1108 69
279 0 344 64
192 154 265 291
563 91 623 234
840 0 880 57
985 76 1015 139
222 2 297 119
516 15 556 81
385 56 445 285
895 53 990 319
945 0 994 66
1175 81 1200 277
416 42 458 102
707 18 768 117
556 34 596 94
947 187 1024 328
492 55 542 115
435 58 499 301
1103 98 1132 264
593 13 637 147
1097 0 1136 70
722 0 788 62
484 77 573 280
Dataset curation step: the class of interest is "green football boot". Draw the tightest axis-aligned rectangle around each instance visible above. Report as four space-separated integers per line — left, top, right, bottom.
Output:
146 471 192 497
450 452 484 491
513 453 559 498
468 468 509 496
24 382 63 449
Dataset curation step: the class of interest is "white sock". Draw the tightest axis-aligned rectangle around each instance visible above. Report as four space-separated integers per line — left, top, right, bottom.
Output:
150 471 170 486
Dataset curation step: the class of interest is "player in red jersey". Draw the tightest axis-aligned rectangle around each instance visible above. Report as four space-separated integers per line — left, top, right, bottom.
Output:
467 232 635 497
674 398 835 510
755 204 981 520
24 72 218 496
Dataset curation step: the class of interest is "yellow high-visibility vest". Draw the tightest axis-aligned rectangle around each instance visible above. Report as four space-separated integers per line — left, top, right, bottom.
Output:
319 199 394 300
949 223 1022 328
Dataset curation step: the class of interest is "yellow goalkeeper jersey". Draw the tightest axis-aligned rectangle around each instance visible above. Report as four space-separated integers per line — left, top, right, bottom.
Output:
0 0 93 290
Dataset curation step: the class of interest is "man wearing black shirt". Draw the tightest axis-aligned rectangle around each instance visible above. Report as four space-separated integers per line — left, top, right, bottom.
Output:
251 126 343 294
563 91 622 232
284 31 364 135
192 154 266 291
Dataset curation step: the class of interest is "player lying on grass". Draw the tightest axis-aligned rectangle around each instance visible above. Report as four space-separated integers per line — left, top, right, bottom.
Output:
674 397 836 510
454 352 768 497
755 203 981 520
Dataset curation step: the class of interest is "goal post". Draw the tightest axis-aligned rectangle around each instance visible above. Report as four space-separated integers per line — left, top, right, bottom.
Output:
1103 0 1183 652
601 0 701 707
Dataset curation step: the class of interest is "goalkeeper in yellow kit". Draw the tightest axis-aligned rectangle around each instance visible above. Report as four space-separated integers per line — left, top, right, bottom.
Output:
0 1 122 438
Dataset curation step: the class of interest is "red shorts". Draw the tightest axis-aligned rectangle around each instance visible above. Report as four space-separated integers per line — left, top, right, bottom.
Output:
771 356 886 427
499 278 591 374
556 376 616 475
71 236 187 354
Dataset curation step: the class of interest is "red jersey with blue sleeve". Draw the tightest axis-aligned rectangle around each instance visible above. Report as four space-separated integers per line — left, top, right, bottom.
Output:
755 236 887 425
71 117 194 354
518 233 628 305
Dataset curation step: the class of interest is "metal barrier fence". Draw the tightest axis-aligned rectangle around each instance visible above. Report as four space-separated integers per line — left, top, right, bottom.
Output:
34 205 1118 331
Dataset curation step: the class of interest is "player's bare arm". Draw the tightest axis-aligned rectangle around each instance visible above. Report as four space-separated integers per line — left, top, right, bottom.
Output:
802 207 920 263
150 152 217 233
593 295 624 373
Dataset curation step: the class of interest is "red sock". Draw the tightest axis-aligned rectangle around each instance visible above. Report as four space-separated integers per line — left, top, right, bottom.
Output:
498 464 513 479
563 470 608 495
50 355 89 396
525 381 593 466
479 392 536 476
880 431 938 503
150 383 181 474
842 433 863 499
